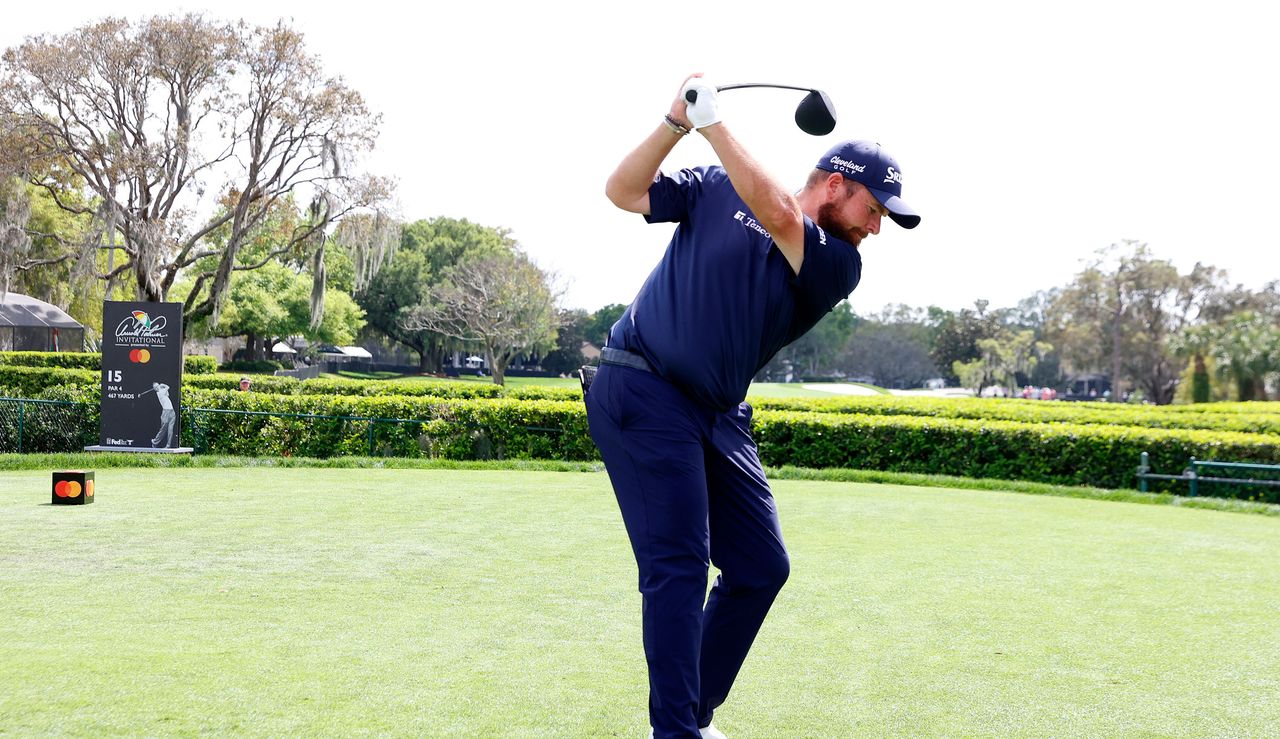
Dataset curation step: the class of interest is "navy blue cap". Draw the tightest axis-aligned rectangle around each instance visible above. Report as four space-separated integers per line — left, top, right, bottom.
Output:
815 140 920 229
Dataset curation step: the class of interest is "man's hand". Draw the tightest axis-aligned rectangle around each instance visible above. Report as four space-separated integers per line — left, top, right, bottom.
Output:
680 76 720 129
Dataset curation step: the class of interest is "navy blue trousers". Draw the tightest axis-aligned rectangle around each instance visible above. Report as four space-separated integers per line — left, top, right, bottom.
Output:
585 364 790 738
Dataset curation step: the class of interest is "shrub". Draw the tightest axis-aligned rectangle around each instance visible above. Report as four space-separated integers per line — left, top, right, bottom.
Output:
0 366 99 397
751 409 1280 496
747 396 1280 435
0 351 218 375
180 390 595 461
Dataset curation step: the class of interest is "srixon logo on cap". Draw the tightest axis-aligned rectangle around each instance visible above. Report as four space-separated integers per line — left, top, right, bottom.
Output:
884 167 904 185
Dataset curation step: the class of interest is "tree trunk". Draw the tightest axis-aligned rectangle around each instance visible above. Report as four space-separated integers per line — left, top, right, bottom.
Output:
487 347 506 386
245 331 258 361
1192 354 1210 403
1110 326 1123 402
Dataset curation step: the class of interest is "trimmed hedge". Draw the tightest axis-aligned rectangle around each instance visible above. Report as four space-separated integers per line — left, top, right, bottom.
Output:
0 351 217 375
185 374 506 399
0 366 99 397
750 410 1280 498
6 373 1278 501
748 396 1280 435
181 389 595 461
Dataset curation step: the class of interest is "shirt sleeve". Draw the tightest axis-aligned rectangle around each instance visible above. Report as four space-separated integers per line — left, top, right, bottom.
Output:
791 217 862 327
643 166 711 224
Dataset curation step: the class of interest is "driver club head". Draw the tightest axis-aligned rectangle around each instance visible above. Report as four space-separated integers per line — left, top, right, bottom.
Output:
794 89 836 136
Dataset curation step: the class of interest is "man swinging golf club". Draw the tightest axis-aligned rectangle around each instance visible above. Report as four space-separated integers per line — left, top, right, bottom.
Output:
586 74 920 738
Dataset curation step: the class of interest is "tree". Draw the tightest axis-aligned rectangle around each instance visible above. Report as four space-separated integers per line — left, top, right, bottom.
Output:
840 323 937 389
0 177 31 296
540 308 590 376
177 260 365 359
1198 280 1280 400
404 249 559 386
1046 241 1221 404
928 301 1002 385
357 217 510 373
584 303 628 347
979 329 1053 395
1201 311 1280 401
0 15 390 332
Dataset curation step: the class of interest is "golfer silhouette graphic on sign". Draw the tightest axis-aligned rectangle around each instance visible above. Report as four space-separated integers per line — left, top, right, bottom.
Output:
147 381 175 448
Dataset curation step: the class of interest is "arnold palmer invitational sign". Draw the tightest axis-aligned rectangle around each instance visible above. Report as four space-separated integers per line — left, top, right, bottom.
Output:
88 301 190 453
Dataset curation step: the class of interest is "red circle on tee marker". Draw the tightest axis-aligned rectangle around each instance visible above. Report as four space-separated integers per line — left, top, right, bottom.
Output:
55 481 68 497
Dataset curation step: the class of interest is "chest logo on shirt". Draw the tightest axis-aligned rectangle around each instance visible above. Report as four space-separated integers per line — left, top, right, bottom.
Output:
733 210 772 239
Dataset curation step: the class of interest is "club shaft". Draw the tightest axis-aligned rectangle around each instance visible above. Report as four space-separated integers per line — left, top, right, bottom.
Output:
716 83 816 93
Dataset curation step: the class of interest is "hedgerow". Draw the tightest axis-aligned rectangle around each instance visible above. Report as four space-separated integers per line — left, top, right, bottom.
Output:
180 389 595 461
0 351 217 375
748 396 1280 435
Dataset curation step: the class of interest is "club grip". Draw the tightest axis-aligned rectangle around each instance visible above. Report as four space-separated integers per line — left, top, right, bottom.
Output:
685 89 698 104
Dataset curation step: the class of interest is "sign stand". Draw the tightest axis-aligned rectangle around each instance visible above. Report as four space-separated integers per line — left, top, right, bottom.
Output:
85 301 193 454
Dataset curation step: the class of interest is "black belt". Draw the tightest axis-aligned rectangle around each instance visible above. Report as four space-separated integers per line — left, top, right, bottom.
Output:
600 346 654 373
580 347 653 396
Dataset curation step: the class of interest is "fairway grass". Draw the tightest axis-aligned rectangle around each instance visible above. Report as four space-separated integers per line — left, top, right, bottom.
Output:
2 469 1278 736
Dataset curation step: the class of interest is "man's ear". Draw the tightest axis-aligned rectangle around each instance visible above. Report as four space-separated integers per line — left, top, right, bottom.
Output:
826 172 847 199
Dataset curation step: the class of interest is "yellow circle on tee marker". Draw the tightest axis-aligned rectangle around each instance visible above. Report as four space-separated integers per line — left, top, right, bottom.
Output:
87 480 94 496
138 349 151 363
67 481 82 497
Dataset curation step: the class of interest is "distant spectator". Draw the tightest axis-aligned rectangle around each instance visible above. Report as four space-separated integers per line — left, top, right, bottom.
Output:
239 376 252 392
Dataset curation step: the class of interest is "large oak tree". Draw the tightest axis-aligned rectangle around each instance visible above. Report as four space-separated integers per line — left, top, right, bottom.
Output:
0 14 390 331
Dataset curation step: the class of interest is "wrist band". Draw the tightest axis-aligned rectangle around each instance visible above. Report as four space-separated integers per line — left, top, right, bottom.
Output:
663 114 691 136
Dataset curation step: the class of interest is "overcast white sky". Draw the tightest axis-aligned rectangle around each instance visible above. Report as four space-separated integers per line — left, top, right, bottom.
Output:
5 1 1277 316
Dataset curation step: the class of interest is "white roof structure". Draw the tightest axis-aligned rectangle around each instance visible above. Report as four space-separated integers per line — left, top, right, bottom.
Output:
318 345 372 359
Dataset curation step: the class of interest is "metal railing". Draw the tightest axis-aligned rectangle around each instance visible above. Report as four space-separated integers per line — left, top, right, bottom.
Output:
0 397 98 454
1135 451 1280 501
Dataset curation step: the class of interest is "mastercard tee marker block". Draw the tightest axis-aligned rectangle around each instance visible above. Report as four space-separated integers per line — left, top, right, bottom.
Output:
52 470 95 505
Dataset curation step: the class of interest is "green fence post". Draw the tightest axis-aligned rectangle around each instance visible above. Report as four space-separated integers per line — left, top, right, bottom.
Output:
17 399 25 454
1138 451 1149 493
368 419 376 457
1188 457 1198 497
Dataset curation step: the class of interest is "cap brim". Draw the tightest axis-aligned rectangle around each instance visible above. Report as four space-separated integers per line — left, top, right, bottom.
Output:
867 187 921 229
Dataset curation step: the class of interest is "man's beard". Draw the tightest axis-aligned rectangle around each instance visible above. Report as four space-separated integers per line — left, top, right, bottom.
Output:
817 201 863 246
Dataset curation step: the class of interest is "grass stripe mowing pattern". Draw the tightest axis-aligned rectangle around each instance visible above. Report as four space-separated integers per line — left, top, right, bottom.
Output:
1 468 1278 736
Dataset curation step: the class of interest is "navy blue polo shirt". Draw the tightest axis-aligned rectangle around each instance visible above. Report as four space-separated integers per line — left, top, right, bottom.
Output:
608 165 862 411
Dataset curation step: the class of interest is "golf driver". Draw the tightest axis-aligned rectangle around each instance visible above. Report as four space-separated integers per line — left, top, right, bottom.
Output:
685 83 837 136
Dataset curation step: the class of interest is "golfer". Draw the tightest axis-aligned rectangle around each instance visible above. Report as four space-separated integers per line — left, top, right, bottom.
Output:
586 74 920 738
149 381 175 448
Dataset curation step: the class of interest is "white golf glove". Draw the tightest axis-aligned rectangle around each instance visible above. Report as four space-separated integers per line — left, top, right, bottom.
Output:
681 77 720 129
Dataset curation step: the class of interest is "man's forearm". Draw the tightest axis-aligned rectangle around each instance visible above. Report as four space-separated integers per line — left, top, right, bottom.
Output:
605 124 685 215
699 124 804 265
